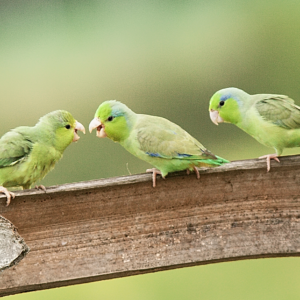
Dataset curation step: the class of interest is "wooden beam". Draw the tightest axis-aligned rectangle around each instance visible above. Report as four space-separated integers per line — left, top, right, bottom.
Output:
1 156 300 296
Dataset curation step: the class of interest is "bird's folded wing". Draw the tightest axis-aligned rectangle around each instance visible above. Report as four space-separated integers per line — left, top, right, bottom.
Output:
136 116 216 160
0 130 33 168
256 95 300 129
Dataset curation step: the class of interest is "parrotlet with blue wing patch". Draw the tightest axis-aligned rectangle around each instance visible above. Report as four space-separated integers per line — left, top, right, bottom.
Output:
0 110 85 206
89 100 229 187
209 87 300 171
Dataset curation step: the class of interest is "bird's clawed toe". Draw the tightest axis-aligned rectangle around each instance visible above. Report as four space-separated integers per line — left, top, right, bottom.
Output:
35 185 47 192
0 186 15 206
146 168 164 187
259 154 280 172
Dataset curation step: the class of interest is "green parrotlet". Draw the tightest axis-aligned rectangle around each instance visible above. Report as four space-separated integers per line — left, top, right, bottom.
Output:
89 100 229 187
0 110 85 205
209 87 300 171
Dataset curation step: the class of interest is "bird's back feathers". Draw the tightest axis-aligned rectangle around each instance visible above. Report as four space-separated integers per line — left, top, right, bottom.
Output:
255 95 300 129
0 127 34 168
135 114 216 161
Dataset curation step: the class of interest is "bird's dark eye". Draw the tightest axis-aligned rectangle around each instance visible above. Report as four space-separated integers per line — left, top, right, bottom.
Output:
219 100 225 107
107 116 114 122
65 124 71 129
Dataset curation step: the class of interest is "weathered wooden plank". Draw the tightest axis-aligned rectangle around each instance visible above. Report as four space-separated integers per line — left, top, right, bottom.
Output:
0 216 29 273
0 156 300 297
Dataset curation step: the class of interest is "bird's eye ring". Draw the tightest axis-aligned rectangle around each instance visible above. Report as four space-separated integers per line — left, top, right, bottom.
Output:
65 124 71 129
219 100 225 107
107 116 114 121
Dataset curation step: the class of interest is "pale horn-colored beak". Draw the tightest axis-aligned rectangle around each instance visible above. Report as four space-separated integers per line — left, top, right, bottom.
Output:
89 117 107 138
209 109 224 125
73 121 86 142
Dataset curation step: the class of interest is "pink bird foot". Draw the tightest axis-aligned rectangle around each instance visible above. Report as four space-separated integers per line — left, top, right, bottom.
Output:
146 168 165 187
35 185 47 192
193 166 200 179
186 166 200 179
0 186 15 206
259 154 280 172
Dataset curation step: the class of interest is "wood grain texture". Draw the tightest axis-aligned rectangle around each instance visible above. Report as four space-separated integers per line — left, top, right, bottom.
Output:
0 216 29 273
0 156 300 296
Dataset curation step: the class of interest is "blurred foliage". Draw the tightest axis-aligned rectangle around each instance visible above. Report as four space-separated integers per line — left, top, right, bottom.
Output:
2 0 300 299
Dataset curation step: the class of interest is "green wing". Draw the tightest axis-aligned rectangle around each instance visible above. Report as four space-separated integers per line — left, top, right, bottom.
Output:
255 95 300 129
136 115 217 160
0 128 33 168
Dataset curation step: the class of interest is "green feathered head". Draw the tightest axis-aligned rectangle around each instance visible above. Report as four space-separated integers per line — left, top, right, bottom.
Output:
89 100 136 142
37 110 85 152
209 87 249 125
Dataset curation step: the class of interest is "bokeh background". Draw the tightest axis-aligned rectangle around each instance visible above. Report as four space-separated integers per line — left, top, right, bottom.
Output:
2 0 300 299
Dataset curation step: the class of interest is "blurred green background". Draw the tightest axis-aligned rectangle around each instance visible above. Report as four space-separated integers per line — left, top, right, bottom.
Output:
2 0 300 299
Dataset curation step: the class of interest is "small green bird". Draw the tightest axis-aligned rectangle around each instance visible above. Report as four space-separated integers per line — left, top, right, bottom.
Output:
209 87 300 171
89 100 229 187
0 110 85 206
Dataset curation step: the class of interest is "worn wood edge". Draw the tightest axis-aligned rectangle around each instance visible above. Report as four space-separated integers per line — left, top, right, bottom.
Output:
2 253 299 297
0 216 30 273
0 155 299 199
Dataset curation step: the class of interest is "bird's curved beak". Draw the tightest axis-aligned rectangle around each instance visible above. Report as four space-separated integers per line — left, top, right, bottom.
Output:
209 109 224 125
89 117 107 138
73 121 86 142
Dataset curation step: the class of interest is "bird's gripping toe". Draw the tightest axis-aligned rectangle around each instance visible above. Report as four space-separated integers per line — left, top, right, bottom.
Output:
146 168 165 187
0 186 15 206
259 154 280 172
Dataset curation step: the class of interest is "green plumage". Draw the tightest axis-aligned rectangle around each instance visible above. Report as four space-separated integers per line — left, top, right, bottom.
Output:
0 110 80 195
209 87 300 156
92 100 229 178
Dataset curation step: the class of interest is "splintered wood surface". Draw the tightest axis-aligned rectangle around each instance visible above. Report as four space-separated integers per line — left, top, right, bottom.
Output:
1 156 300 296
0 216 29 273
